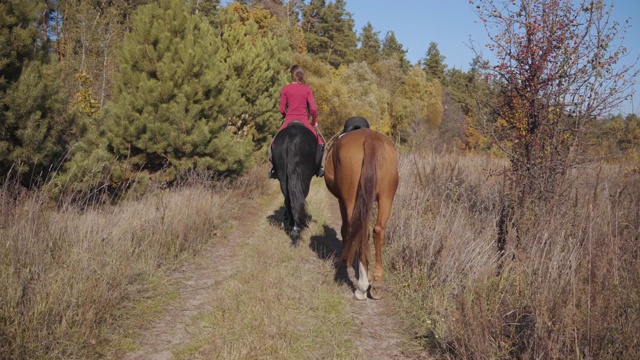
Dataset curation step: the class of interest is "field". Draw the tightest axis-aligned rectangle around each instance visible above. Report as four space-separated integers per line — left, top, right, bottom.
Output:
1 152 639 359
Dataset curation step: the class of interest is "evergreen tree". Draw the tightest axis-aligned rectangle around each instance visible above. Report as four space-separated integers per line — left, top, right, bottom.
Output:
216 3 293 149
356 22 381 65
301 0 356 68
105 0 250 186
0 0 46 91
0 0 69 185
1 61 68 185
381 30 410 70
193 0 221 17
421 42 446 83
301 0 325 51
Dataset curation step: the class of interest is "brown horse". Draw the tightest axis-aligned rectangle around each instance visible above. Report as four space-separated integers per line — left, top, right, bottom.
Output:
324 123 399 300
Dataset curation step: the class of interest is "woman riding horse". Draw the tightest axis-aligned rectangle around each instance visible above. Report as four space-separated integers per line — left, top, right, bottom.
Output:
269 64 324 179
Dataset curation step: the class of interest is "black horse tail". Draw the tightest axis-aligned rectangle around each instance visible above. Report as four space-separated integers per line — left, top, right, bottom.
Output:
286 160 309 229
345 132 380 268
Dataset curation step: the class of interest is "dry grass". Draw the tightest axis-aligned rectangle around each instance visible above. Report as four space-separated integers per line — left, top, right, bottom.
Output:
5 148 639 359
0 167 268 360
386 150 640 359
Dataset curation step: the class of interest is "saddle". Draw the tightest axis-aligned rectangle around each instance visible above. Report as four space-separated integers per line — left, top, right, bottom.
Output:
272 120 321 148
341 116 370 134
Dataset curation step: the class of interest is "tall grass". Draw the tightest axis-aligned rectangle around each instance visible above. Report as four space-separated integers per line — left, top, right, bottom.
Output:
0 168 267 359
386 151 640 359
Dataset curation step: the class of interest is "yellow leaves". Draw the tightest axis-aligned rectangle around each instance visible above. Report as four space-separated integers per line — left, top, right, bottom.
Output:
73 72 100 117
229 2 277 35
288 26 307 55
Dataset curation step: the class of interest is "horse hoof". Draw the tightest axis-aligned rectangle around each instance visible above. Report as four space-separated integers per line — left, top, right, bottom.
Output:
290 227 301 240
354 289 367 300
369 285 383 300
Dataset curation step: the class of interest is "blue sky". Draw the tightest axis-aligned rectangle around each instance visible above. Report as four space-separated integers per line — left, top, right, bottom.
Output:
344 0 640 114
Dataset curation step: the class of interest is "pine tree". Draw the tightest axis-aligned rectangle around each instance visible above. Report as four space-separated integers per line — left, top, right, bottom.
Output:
0 0 45 91
356 22 381 65
1 61 68 185
105 0 251 185
421 42 446 83
0 0 69 185
381 31 410 70
301 0 356 68
301 0 326 52
216 3 293 149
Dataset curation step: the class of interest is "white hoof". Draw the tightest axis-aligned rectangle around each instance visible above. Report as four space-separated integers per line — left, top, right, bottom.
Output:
354 288 368 300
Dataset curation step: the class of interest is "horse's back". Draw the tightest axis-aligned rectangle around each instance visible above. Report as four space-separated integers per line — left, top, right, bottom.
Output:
274 121 317 149
273 122 317 175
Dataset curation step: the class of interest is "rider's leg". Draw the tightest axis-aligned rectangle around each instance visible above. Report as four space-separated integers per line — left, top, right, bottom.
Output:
268 139 277 179
315 143 325 177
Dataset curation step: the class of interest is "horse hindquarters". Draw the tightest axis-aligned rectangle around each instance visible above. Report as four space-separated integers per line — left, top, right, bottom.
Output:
325 125 398 300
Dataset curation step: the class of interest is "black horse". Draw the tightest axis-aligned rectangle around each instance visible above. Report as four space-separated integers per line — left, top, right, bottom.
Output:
271 121 321 242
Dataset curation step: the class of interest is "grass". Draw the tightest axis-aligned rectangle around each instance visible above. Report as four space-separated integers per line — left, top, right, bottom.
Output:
4 148 639 359
0 167 268 359
385 150 640 359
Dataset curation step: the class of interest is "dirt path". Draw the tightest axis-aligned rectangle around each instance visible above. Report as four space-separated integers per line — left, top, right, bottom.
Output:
120 179 431 360
121 193 263 360
321 188 431 360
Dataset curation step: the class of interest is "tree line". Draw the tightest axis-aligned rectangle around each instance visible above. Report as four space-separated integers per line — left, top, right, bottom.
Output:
1 0 637 201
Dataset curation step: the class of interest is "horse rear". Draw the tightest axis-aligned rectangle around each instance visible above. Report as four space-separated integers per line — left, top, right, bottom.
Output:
324 127 398 300
272 122 319 242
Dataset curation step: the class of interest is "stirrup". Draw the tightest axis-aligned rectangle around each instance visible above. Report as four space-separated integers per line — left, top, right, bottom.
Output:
269 168 277 179
316 167 324 178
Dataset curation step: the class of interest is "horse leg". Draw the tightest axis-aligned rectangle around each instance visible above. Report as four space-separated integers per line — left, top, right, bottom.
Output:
290 226 301 243
338 199 350 246
290 197 302 244
355 251 370 300
369 196 393 300
283 193 295 230
338 199 366 300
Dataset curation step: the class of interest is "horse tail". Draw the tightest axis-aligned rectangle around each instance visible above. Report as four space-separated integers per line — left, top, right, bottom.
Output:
345 132 380 267
286 158 309 229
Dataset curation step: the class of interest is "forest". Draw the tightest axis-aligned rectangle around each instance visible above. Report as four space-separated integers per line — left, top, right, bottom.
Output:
1 0 638 197
1 0 639 358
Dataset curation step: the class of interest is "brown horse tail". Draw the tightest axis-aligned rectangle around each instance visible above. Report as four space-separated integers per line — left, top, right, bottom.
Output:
344 132 380 268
